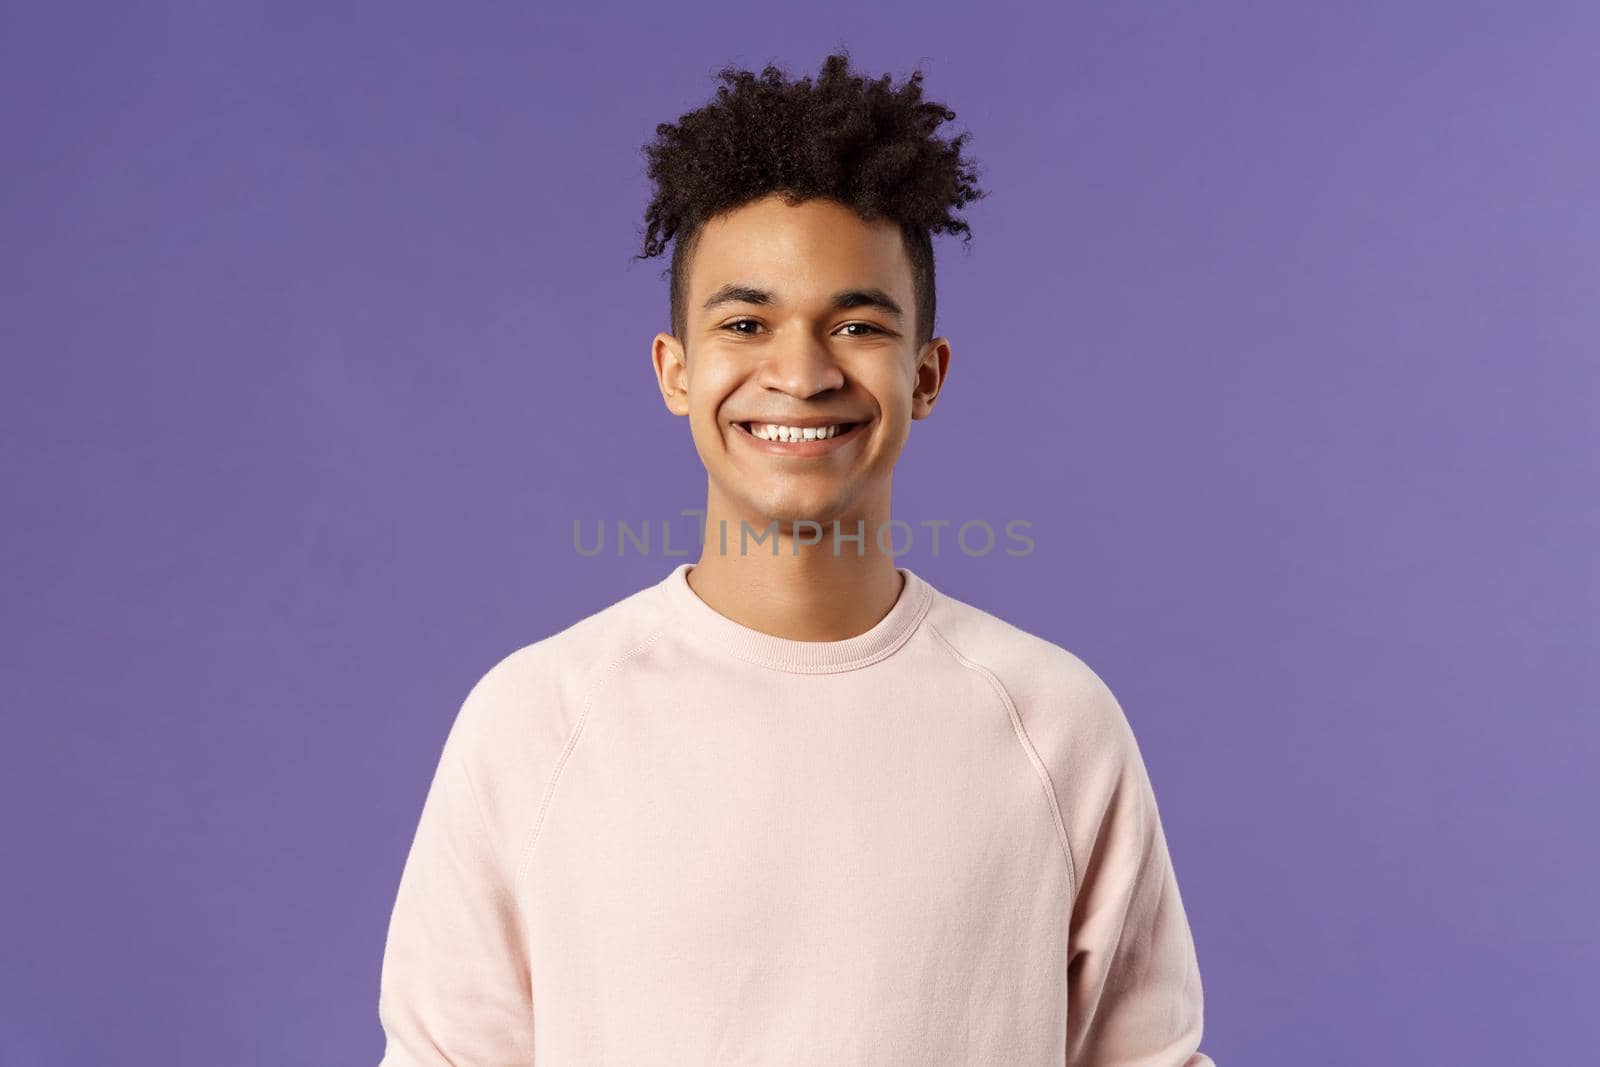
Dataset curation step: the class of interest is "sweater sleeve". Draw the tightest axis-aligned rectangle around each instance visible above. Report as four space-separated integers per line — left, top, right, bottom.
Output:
1064 695 1213 1066
376 708 535 1065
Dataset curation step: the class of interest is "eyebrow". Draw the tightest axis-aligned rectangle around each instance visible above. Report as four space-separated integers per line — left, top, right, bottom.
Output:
700 283 905 324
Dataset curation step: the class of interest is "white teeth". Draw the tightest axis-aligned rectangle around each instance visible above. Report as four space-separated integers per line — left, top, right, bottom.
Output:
749 422 852 442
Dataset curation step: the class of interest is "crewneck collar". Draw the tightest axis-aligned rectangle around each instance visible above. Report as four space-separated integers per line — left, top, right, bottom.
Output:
655 562 934 674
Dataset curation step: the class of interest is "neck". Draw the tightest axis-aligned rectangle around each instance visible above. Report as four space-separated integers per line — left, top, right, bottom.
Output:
688 484 905 643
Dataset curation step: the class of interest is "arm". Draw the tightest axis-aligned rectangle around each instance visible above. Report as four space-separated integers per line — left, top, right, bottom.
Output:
1065 703 1213 1065
376 716 535 1065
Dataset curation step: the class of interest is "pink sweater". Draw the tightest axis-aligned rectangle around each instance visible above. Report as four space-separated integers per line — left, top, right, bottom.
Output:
377 563 1213 1065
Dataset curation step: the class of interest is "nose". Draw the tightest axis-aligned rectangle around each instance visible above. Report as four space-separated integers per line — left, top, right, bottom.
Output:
756 330 847 400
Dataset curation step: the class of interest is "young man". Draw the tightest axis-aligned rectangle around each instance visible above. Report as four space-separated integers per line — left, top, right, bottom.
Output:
377 53 1213 1066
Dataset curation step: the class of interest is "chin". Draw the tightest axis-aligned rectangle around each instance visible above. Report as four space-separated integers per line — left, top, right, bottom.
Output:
746 493 850 530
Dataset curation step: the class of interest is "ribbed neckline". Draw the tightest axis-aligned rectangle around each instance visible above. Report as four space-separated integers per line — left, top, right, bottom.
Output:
655 562 934 674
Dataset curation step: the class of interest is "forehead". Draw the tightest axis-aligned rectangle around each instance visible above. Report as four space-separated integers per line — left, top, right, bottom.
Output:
687 195 913 310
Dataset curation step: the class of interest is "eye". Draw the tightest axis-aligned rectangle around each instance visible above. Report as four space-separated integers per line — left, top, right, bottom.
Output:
719 319 886 337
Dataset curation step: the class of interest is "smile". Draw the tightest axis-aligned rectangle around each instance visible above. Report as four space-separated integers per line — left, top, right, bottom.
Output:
733 420 868 456
741 421 858 441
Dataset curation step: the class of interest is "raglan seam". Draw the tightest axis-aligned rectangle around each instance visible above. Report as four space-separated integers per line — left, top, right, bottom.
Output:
924 619 1078 903
513 623 669 892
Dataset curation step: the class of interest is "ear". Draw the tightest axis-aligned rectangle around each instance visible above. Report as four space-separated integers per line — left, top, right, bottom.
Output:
652 332 691 417
910 336 951 420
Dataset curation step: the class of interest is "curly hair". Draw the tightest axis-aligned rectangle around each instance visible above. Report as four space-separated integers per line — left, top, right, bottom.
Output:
634 51 987 349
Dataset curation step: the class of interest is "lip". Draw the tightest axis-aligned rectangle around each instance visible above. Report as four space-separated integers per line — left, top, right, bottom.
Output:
731 418 869 458
734 415 863 428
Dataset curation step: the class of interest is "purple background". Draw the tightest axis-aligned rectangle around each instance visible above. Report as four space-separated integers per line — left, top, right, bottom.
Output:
3 2 1596 1063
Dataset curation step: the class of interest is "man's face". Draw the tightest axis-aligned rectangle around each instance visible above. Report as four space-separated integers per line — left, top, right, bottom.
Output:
652 194 950 539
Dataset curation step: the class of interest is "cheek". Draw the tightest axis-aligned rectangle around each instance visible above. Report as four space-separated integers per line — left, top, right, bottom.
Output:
870 372 917 420
687 389 739 450
687 362 742 416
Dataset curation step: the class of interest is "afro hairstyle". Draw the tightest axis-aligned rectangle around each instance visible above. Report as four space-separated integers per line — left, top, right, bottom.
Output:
635 50 987 349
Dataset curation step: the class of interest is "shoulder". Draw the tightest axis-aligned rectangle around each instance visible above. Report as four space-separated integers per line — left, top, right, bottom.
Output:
443 579 670 789
922 582 1153 901
922 583 1135 758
